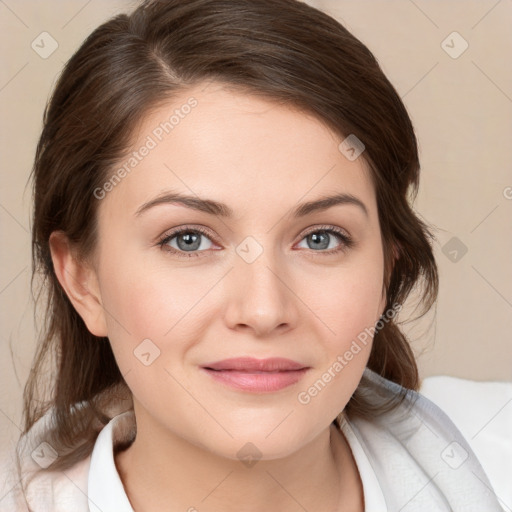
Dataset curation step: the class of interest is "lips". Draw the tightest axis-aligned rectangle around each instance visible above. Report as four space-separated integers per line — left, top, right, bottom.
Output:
202 357 307 372
200 357 310 392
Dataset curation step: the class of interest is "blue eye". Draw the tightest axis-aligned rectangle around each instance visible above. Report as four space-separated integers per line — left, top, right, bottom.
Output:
157 225 354 258
158 226 215 258
297 227 354 254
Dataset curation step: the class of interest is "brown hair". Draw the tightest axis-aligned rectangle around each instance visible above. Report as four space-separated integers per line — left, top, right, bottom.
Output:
23 0 438 472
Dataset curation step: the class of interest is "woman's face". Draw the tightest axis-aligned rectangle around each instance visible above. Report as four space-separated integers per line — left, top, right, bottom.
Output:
90 81 386 459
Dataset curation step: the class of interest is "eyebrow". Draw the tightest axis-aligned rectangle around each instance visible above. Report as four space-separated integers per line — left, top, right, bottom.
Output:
134 190 369 219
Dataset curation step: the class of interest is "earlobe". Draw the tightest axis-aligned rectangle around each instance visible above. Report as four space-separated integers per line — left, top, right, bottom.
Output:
49 231 108 337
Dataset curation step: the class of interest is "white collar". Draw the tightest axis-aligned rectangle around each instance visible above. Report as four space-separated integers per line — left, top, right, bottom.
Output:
339 414 388 511
87 410 135 512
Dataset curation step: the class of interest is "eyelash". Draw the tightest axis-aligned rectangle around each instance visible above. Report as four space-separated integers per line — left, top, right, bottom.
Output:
157 224 355 259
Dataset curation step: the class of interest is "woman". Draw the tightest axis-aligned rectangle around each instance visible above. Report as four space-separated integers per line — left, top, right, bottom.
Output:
1 0 503 510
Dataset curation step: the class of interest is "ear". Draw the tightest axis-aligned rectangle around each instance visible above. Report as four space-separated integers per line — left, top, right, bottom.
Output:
49 231 108 337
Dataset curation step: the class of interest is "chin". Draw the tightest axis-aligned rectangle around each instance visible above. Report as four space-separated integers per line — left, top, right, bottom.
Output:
206 421 320 463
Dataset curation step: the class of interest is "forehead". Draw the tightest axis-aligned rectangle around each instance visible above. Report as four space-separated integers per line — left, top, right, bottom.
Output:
99 82 376 222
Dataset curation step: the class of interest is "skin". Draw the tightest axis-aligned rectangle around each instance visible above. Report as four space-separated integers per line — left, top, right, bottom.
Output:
50 81 387 512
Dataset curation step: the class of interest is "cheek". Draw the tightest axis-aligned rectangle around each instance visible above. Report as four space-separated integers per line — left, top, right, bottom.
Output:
316 250 385 352
299 246 385 409
99 270 194 351
95 258 206 422
293 295 382 429
93 242 197 368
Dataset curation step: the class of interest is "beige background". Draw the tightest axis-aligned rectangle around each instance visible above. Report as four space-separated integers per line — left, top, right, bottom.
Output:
1 0 511 455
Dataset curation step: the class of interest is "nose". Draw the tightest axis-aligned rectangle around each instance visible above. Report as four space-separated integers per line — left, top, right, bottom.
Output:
223 244 300 338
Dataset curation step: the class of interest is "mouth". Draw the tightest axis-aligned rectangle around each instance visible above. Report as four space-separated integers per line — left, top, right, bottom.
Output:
200 357 310 393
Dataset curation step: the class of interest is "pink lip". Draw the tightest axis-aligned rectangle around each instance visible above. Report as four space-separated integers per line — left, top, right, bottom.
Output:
200 357 310 392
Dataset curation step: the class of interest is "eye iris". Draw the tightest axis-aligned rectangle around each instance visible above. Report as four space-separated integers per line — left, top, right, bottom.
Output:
308 231 329 250
177 232 201 251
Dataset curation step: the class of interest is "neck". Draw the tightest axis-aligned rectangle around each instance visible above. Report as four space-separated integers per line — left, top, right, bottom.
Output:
115 410 363 512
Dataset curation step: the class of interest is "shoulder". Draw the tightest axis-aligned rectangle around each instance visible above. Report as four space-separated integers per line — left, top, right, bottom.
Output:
0 396 135 512
343 368 505 511
0 408 91 512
